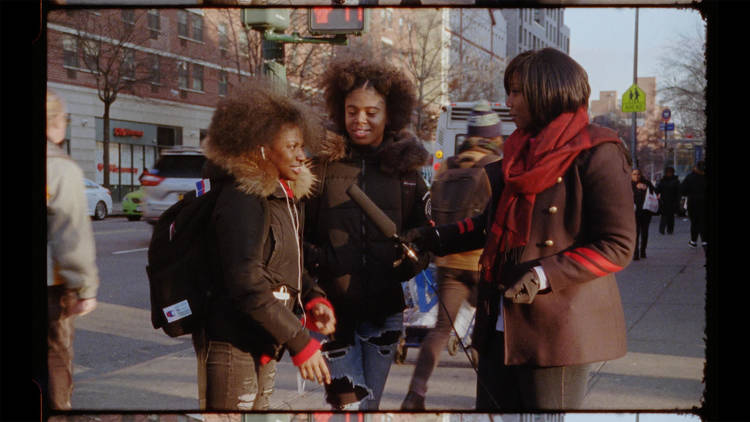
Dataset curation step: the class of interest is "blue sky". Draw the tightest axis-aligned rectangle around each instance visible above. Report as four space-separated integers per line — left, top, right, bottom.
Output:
565 7 706 104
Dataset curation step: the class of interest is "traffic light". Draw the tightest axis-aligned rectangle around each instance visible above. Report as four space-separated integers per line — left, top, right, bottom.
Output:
308 7 368 35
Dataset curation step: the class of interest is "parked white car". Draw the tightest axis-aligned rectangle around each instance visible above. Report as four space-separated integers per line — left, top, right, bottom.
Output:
141 146 206 225
84 178 113 220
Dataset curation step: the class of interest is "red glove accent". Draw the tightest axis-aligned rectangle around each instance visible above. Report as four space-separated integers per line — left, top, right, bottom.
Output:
260 354 273 366
303 297 335 332
291 338 321 367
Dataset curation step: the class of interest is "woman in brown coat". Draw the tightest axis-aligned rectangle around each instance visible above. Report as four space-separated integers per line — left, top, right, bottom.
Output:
405 48 636 411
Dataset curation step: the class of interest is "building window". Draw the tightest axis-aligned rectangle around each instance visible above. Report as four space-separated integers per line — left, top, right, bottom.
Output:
81 38 99 69
122 48 135 79
63 35 78 68
148 9 160 39
218 23 229 53
150 54 160 84
192 64 203 91
122 9 135 33
218 70 228 96
178 61 188 89
178 10 189 38
191 14 203 42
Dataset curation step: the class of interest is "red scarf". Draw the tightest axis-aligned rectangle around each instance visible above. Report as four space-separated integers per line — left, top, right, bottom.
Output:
478 106 619 282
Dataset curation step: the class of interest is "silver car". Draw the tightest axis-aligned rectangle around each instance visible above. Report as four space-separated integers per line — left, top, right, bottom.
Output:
84 178 113 220
141 146 207 224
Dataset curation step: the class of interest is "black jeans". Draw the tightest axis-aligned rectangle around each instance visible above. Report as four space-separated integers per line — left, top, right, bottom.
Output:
687 199 705 243
194 335 277 411
408 267 478 396
476 330 592 411
635 211 652 256
659 211 675 234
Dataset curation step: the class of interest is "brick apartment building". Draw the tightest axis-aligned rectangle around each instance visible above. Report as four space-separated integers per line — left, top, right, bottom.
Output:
47 7 260 199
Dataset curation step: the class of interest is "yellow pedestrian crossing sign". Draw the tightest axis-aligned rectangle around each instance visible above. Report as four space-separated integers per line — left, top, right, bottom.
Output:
622 84 646 113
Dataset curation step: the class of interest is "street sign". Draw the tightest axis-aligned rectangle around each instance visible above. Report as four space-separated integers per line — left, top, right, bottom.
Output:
661 108 671 121
659 123 675 131
621 84 647 113
309 7 367 35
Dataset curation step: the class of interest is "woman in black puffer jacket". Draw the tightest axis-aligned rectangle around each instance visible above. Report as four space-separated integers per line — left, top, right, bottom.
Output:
304 58 431 410
194 79 336 411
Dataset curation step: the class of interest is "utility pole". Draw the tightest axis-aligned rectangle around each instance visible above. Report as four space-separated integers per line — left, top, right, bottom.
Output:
631 8 639 168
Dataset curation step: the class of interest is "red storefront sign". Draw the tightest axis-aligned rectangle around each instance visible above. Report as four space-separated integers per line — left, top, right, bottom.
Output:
113 127 144 137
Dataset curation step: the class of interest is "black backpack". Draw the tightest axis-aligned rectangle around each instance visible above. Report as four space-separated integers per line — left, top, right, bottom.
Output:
430 154 499 225
146 180 221 338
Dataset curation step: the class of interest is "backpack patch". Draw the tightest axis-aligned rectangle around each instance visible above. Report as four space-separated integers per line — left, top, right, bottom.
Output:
146 179 220 337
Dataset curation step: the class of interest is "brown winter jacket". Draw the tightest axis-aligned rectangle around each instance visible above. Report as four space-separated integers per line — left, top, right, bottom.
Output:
436 125 636 367
200 139 327 364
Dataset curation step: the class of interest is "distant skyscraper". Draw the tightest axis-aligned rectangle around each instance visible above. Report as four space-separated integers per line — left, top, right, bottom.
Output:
501 9 570 58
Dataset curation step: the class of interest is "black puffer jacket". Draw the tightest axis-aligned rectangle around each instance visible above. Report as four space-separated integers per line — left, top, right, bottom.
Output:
201 140 326 363
304 130 430 344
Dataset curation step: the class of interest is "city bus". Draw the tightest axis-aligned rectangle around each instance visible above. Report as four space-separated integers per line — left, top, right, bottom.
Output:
429 101 516 176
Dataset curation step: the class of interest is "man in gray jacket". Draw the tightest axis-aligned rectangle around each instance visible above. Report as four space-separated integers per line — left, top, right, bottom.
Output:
46 89 99 410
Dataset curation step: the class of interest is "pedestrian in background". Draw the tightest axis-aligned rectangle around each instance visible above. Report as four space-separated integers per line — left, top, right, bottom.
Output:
46 89 100 410
656 166 680 235
195 79 336 410
680 160 706 248
401 100 503 410
303 58 431 410
404 48 635 411
632 168 656 260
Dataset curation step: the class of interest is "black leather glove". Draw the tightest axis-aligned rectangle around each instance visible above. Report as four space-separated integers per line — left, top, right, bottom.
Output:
402 226 441 254
503 269 541 304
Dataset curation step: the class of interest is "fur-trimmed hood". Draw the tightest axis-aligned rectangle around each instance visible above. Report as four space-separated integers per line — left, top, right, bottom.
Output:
315 129 429 176
202 137 315 199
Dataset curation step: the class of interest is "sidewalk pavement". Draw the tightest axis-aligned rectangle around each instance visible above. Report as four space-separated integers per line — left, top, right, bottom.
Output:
72 215 707 415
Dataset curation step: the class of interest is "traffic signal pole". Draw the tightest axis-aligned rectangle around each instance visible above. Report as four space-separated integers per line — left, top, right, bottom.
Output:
631 8 639 168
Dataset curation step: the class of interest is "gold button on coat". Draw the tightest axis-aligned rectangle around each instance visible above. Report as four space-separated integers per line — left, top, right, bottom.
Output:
548 206 558 214
556 177 563 183
544 240 554 247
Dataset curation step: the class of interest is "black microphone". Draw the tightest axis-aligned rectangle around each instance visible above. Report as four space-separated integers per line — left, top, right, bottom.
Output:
346 183 419 263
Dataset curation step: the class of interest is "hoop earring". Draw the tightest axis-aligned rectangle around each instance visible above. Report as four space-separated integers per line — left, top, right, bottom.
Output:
261 146 266 160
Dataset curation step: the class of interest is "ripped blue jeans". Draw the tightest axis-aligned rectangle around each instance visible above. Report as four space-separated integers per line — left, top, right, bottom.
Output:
321 312 403 410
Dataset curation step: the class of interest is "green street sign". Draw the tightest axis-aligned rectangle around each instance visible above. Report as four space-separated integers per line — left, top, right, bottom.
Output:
622 84 647 113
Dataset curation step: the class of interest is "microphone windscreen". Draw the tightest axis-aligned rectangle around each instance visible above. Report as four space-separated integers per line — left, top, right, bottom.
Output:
346 183 398 239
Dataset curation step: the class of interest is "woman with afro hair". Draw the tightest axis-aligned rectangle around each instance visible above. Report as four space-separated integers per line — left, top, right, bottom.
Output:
303 58 432 410
193 78 336 410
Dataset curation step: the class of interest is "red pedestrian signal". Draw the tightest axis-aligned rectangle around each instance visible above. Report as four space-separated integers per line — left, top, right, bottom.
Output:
308 7 367 34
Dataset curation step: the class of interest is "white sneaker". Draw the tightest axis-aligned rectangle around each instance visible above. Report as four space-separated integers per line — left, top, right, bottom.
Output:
688 240 697 248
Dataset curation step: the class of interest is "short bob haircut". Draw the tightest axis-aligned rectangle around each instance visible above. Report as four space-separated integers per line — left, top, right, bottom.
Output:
320 58 417 136
207 77 322 158
504 48 590 134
